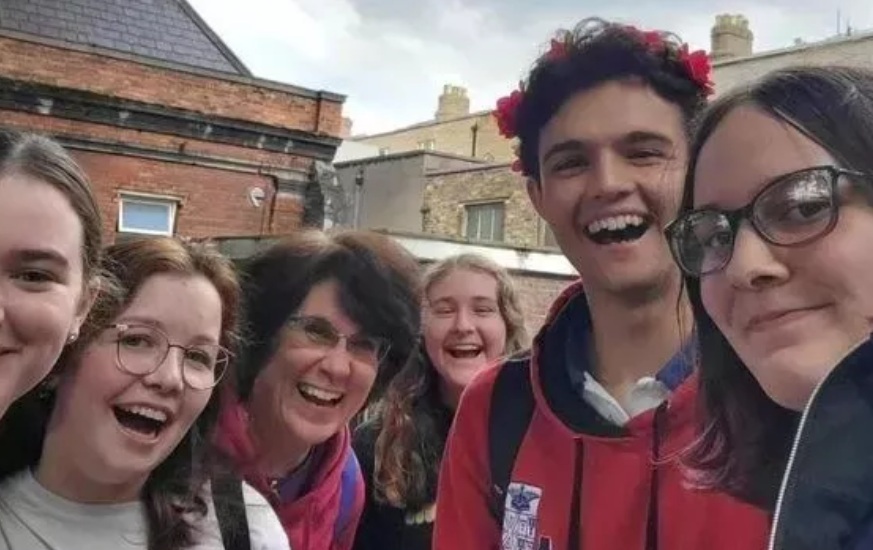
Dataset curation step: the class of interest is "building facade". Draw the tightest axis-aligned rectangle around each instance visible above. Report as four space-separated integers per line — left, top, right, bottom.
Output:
0 0 345 242
423 163 557 249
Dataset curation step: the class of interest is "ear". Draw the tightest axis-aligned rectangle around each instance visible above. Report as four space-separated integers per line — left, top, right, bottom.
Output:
526 178 546 218
71 275 100 336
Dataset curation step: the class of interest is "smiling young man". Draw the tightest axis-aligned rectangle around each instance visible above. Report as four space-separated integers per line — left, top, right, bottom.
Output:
433 19 771 550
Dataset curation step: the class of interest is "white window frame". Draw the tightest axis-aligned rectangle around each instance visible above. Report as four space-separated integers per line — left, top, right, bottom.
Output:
464 201 505 242
118 192 178 236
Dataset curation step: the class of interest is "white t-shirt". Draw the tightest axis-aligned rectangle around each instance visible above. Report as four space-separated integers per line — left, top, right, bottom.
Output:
0 470 290 550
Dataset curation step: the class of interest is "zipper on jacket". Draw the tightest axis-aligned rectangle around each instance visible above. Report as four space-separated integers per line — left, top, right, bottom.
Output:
646 402 667 550
766 372 830 550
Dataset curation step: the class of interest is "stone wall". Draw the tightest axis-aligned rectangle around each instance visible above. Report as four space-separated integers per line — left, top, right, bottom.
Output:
424 164 550 248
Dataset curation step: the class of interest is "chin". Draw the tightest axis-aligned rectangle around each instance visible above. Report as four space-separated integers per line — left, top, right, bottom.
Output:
750 354 834 412
288 418 342 447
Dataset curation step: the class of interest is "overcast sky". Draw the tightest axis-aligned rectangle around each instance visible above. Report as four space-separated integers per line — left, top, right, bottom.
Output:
188 0 873 136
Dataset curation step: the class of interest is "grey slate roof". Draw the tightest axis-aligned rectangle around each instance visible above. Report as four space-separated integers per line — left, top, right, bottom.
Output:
0 0 250 75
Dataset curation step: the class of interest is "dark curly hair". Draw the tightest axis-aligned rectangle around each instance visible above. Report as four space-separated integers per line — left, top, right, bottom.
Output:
515 17 710 180
235 229 422 405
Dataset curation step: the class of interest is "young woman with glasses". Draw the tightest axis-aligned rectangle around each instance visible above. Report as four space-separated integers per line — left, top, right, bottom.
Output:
215 230 422 550
0 237 289 550
665 66 873 550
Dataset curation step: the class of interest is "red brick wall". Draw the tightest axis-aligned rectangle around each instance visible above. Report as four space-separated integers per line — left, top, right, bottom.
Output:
72 150 297 241
510 273 575 335
0 110 313 172
0 109 307 241
0 35 343 136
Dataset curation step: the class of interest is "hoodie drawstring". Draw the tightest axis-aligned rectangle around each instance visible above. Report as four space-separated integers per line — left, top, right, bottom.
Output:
646 402 668 550
567 440 585 550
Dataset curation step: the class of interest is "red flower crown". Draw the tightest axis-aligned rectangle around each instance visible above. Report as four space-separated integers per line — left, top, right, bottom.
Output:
495 26 715 174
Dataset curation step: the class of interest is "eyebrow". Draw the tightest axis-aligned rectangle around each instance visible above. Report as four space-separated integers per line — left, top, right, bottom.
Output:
12 248 71 269
542 131 676 165
118 316 218 345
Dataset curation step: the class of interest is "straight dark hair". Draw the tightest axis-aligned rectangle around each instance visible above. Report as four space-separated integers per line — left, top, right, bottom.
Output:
682 65 873 507
0 237 242 550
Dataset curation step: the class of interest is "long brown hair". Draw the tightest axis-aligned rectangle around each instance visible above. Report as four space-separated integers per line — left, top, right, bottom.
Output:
681 66 873 507
0 237 242 550
372 254 529 509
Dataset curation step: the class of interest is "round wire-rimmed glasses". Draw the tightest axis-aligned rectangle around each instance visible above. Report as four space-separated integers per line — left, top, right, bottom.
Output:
109 323 231 390
665 165 870 277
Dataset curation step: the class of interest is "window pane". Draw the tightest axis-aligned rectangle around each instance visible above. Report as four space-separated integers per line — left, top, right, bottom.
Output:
465 207 479 239
480 207 494 240
492 205 505 241
465 203 505 242
122 200 172 233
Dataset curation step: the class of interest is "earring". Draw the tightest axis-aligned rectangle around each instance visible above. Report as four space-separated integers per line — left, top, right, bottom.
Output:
66 331 79 345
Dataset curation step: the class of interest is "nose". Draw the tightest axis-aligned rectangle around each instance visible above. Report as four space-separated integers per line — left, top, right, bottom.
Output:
588 153 634 199
142 347 186 393
452 308 475 333
318 343 353 383
723 222 789 291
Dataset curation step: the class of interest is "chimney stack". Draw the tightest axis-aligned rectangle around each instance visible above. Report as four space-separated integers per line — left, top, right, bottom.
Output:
340 117 353 139
711 14 753 61
435 84 470 121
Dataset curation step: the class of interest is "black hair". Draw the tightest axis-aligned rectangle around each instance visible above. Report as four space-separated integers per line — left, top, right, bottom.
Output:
515 17 710 180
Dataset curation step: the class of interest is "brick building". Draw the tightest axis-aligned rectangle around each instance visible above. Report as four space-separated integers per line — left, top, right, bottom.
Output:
0 0 345 241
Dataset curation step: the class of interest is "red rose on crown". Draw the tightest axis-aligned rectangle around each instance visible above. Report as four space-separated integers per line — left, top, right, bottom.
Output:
494 88 524 139
678 45 714 96
545 38 567 61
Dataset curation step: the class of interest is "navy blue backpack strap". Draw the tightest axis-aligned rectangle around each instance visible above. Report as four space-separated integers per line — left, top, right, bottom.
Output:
488 354 535 527
333 451 361 537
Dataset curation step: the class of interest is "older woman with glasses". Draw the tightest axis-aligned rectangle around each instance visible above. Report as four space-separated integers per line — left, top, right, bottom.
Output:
0 237 289 550
666 66 873 550
215 230 422 550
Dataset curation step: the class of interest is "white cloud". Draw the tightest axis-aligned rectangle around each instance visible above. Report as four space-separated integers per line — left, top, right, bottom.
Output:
188 0 873 135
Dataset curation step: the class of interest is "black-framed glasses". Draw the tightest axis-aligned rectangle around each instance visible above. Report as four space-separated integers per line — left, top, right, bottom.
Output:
109 323 231 390
665 165 871 277
283 316 391 366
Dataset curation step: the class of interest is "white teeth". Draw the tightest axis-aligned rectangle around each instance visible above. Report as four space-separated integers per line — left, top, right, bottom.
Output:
120 405 167 423
450 344 481 351
587 214 646 234
298 383 343 402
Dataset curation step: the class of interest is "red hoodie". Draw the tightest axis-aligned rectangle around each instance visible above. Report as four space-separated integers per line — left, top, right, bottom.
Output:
216 401 365 550
434 282 770 550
